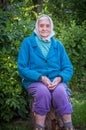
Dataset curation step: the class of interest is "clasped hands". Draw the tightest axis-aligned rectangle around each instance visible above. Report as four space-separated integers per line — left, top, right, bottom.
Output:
40 76 62 90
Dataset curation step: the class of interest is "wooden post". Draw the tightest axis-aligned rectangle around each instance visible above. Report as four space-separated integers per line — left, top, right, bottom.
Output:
45 107 61 130
30 98 61 130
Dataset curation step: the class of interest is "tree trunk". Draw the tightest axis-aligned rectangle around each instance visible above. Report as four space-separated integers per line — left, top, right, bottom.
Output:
30 98 61 130
0 0 5 8
32 0 45 13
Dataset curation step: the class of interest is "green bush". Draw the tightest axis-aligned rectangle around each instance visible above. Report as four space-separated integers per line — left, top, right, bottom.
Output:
54 20 86 91
0 2 86 122
0 3 36 121
71 92 86 127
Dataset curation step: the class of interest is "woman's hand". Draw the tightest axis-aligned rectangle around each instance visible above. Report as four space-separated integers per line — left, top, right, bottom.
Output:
40 76 52 87
40 76 62 90
48 77 62 90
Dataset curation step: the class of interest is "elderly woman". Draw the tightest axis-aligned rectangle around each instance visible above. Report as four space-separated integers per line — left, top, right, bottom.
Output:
18 14 74 130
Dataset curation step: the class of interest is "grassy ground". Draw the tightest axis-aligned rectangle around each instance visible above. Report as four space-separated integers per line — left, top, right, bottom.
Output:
0 92 86 130
71 91 86 130
0 119 33 130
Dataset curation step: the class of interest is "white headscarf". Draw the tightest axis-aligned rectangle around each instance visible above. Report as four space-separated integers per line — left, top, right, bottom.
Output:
34 14 55 42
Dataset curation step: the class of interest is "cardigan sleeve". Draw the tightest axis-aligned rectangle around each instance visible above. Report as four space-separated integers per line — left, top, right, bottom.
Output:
18 38 42 81
58 43 73 83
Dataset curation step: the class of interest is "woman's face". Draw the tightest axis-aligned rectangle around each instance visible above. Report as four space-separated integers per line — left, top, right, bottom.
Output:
38 18 51 38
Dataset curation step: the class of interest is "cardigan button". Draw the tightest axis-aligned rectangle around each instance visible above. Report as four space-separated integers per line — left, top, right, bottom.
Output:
45 60 47 62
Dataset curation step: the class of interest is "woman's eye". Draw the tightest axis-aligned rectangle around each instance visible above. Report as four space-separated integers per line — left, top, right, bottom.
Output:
46 24 50 28
40 24 44 27
39 24 50 28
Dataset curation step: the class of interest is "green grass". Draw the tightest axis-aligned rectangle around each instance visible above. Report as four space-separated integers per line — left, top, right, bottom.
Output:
0 91 86 130
71 91 86 129
0 119 33 130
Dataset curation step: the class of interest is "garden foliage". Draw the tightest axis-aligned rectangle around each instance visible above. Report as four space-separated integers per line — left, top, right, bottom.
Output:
54 20 86 90
0 1 86 122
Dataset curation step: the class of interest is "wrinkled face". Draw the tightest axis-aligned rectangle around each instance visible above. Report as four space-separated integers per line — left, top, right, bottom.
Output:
38 18 51 38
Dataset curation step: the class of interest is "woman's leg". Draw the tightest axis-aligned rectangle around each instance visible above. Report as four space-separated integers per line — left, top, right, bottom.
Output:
27 82 51 128
52 83 73 129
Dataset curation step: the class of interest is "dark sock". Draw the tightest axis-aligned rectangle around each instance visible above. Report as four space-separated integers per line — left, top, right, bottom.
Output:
35 124 45 130
64 122 73 128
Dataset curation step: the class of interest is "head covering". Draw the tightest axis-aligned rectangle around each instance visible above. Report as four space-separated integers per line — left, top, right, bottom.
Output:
34 14 55 42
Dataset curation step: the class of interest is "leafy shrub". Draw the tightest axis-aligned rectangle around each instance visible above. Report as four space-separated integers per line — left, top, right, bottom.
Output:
0 1 86 122
54 20 86 91
0 2 36 121
71 92 86 127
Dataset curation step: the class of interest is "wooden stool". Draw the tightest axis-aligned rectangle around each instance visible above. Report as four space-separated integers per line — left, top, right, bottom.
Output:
30 98 61 130
45 107 61 130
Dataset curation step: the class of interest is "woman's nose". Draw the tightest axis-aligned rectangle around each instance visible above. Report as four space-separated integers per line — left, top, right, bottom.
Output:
43 26 47 30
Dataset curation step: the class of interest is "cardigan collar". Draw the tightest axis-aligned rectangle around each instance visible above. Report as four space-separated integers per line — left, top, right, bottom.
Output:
29 33 58 49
